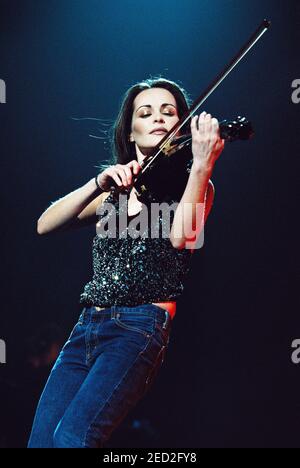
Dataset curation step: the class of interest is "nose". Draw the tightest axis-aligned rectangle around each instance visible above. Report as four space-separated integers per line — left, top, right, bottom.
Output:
153 114 165 123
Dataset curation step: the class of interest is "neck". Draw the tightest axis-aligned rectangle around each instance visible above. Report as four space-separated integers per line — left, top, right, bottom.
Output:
134 143 153 164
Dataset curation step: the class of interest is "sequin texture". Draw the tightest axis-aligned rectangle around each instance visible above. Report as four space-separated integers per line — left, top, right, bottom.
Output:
79 191 193 307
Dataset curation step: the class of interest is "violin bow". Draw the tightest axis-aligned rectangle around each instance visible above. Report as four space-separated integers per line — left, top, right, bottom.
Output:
109 19 271 199
139 19 271 175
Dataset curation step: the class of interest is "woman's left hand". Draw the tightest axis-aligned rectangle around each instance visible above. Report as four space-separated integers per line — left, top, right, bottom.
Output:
190 111 225 172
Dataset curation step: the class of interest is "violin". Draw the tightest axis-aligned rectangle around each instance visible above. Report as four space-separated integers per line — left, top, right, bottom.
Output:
133 116 254 203
110 19 271 204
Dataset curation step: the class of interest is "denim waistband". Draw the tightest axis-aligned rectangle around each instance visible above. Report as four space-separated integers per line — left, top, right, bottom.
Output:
80 303 171 330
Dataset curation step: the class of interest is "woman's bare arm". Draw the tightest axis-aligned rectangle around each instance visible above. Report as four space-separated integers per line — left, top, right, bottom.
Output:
169 166 214 250
37 160 142 235
169 111 224 250
37 178 107 235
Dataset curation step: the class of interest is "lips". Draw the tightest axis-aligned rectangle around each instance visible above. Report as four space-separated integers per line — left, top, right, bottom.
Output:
150 127 168 134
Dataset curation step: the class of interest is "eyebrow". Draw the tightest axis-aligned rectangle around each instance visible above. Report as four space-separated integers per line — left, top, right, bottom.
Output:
136 103 177 113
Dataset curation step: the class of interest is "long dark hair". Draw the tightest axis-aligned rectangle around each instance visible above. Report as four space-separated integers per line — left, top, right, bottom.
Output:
96 76 192 172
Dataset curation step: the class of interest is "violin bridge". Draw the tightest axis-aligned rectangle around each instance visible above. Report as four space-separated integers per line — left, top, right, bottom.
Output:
160 140 175 157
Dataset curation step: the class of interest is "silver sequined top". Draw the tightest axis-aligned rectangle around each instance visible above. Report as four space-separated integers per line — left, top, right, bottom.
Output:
79 191 193 307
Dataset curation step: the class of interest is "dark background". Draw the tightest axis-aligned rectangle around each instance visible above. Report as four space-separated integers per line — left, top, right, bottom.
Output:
0 0 299 448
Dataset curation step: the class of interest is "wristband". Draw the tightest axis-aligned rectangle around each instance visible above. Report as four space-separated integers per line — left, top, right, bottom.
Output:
95 175 104 192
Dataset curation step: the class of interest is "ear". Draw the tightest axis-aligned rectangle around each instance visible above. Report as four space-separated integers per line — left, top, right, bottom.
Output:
129 133 134 142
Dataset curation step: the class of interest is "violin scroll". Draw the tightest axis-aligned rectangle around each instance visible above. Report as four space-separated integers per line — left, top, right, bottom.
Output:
219 116 254 142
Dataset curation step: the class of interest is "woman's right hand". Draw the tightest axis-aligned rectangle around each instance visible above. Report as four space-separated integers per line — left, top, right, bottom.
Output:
96 160 142 192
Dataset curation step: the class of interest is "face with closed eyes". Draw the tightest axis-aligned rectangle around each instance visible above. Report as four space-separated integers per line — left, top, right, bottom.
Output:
129 88 180 163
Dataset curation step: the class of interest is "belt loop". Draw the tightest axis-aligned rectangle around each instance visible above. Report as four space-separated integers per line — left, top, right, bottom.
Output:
162 310 169 329
110 304 117 319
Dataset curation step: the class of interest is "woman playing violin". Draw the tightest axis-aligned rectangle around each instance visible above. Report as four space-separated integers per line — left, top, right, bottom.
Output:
28 77 225 448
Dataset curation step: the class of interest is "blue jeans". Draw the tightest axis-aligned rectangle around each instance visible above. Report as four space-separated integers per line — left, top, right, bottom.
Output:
27 303 172 448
